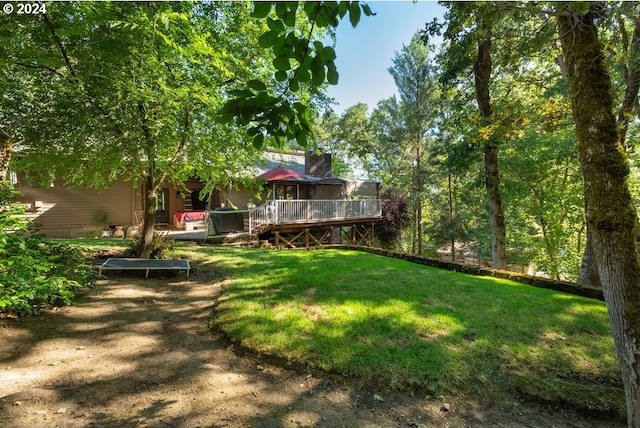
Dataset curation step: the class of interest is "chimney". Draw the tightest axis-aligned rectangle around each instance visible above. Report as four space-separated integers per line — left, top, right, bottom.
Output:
305 152 332 178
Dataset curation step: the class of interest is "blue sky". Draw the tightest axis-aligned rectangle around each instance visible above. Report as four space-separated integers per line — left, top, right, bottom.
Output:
326 1 446 114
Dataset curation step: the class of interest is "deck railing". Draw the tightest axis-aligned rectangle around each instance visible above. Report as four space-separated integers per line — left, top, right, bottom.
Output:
249 199 381 233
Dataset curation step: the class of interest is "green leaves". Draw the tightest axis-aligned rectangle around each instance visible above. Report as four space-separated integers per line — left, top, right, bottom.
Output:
327 62 339 85
349 1 362 28
0 184 95 315
273 55 290 71
246 79 266 91
251 1 272 19
258 30 279 48
218 86 315 149
220 1 373 147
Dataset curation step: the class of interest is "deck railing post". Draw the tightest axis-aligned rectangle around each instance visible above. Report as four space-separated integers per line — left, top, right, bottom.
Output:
250 199 380 234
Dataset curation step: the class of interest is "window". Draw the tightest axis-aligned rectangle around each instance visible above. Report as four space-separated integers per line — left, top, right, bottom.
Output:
274 184 298 200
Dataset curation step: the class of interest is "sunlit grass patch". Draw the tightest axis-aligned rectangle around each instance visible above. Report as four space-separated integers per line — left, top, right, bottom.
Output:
184 247 619 398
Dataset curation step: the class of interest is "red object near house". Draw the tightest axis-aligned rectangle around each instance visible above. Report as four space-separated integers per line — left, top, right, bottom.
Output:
255 167 312 182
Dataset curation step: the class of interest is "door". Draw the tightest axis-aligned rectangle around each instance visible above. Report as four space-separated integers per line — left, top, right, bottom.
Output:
154 188 170 224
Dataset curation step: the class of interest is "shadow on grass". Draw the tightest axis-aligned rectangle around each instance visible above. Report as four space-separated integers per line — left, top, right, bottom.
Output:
206 247 623 411
0 245 626 427
0 251 455 427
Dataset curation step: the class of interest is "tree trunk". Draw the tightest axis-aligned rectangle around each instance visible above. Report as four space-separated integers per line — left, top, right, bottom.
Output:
416 144 423 256
139 174 158 259
137 101 159 260
448 172 455 262
0 134 12 181
617 13 640 148
578 224 601 286
473 29 507 270
411 211 417 255
484 143 506 269
558 4 640 426
579 10 639 287
578 194 602 286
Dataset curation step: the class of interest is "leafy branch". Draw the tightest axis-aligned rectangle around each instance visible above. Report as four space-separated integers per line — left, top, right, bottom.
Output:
217 1 373 149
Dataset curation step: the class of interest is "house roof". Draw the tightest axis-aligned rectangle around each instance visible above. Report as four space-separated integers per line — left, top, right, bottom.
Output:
255 149 380 193
254 150 306 176
256 166 312 182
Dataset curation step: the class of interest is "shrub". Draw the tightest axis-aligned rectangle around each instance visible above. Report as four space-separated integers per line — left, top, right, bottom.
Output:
0 181 95 315
124 232 175 259
375 189 411 249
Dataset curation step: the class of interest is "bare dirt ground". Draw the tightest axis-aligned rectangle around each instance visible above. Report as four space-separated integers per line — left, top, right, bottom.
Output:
0 260 626 427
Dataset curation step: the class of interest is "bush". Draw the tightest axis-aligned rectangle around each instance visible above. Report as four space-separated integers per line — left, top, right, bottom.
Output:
0 181 95 315
375 189 411 249
124 232 175 259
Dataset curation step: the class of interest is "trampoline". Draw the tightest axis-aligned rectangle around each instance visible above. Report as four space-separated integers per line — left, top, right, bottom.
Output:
98 258 190 278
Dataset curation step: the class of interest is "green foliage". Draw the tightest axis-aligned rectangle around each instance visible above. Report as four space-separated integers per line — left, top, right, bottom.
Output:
2 2 275 256
124 233 175 260
219 1 374 148
312 110 356 177
375 189 411 249
0 181 95 315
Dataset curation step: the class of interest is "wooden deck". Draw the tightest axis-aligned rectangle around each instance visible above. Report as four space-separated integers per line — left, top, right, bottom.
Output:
252 200 381 249
271 222 377 249
249 199 381 232
203 200 381 248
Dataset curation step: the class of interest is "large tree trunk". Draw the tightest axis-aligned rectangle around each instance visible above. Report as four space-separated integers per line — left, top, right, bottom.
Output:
0 134 12 181
473 28 507 269
448 172 455 262
579 10 639 287
579 187 601 287
139 174 158 259
138 102 159 260
578 223 601 286
558 4 640 426
484 143 506 269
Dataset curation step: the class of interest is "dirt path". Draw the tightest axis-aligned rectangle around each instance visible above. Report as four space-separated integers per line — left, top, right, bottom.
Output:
0 271 625 427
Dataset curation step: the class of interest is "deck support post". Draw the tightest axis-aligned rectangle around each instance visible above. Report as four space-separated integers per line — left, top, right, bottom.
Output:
370 223 375 247
304 228 310 249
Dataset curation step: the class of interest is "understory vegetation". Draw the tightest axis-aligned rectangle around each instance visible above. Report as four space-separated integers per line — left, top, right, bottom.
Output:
197 246 623 413
0 182 95 314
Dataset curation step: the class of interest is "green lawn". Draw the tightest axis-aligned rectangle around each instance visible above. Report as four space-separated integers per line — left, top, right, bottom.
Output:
68 240 622 411
183 247 620 403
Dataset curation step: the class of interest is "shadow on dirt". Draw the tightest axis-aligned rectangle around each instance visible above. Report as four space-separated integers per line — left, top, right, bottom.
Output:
0 250 626 428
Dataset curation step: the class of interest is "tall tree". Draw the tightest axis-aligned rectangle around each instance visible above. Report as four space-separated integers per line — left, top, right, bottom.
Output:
367 97 410 187
2 3 270 257
388 34 438 255
313 110 354 178
578 2 640 286
612 2 640 148
434 3 508 269
473 9 507 269
557 3 640 424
